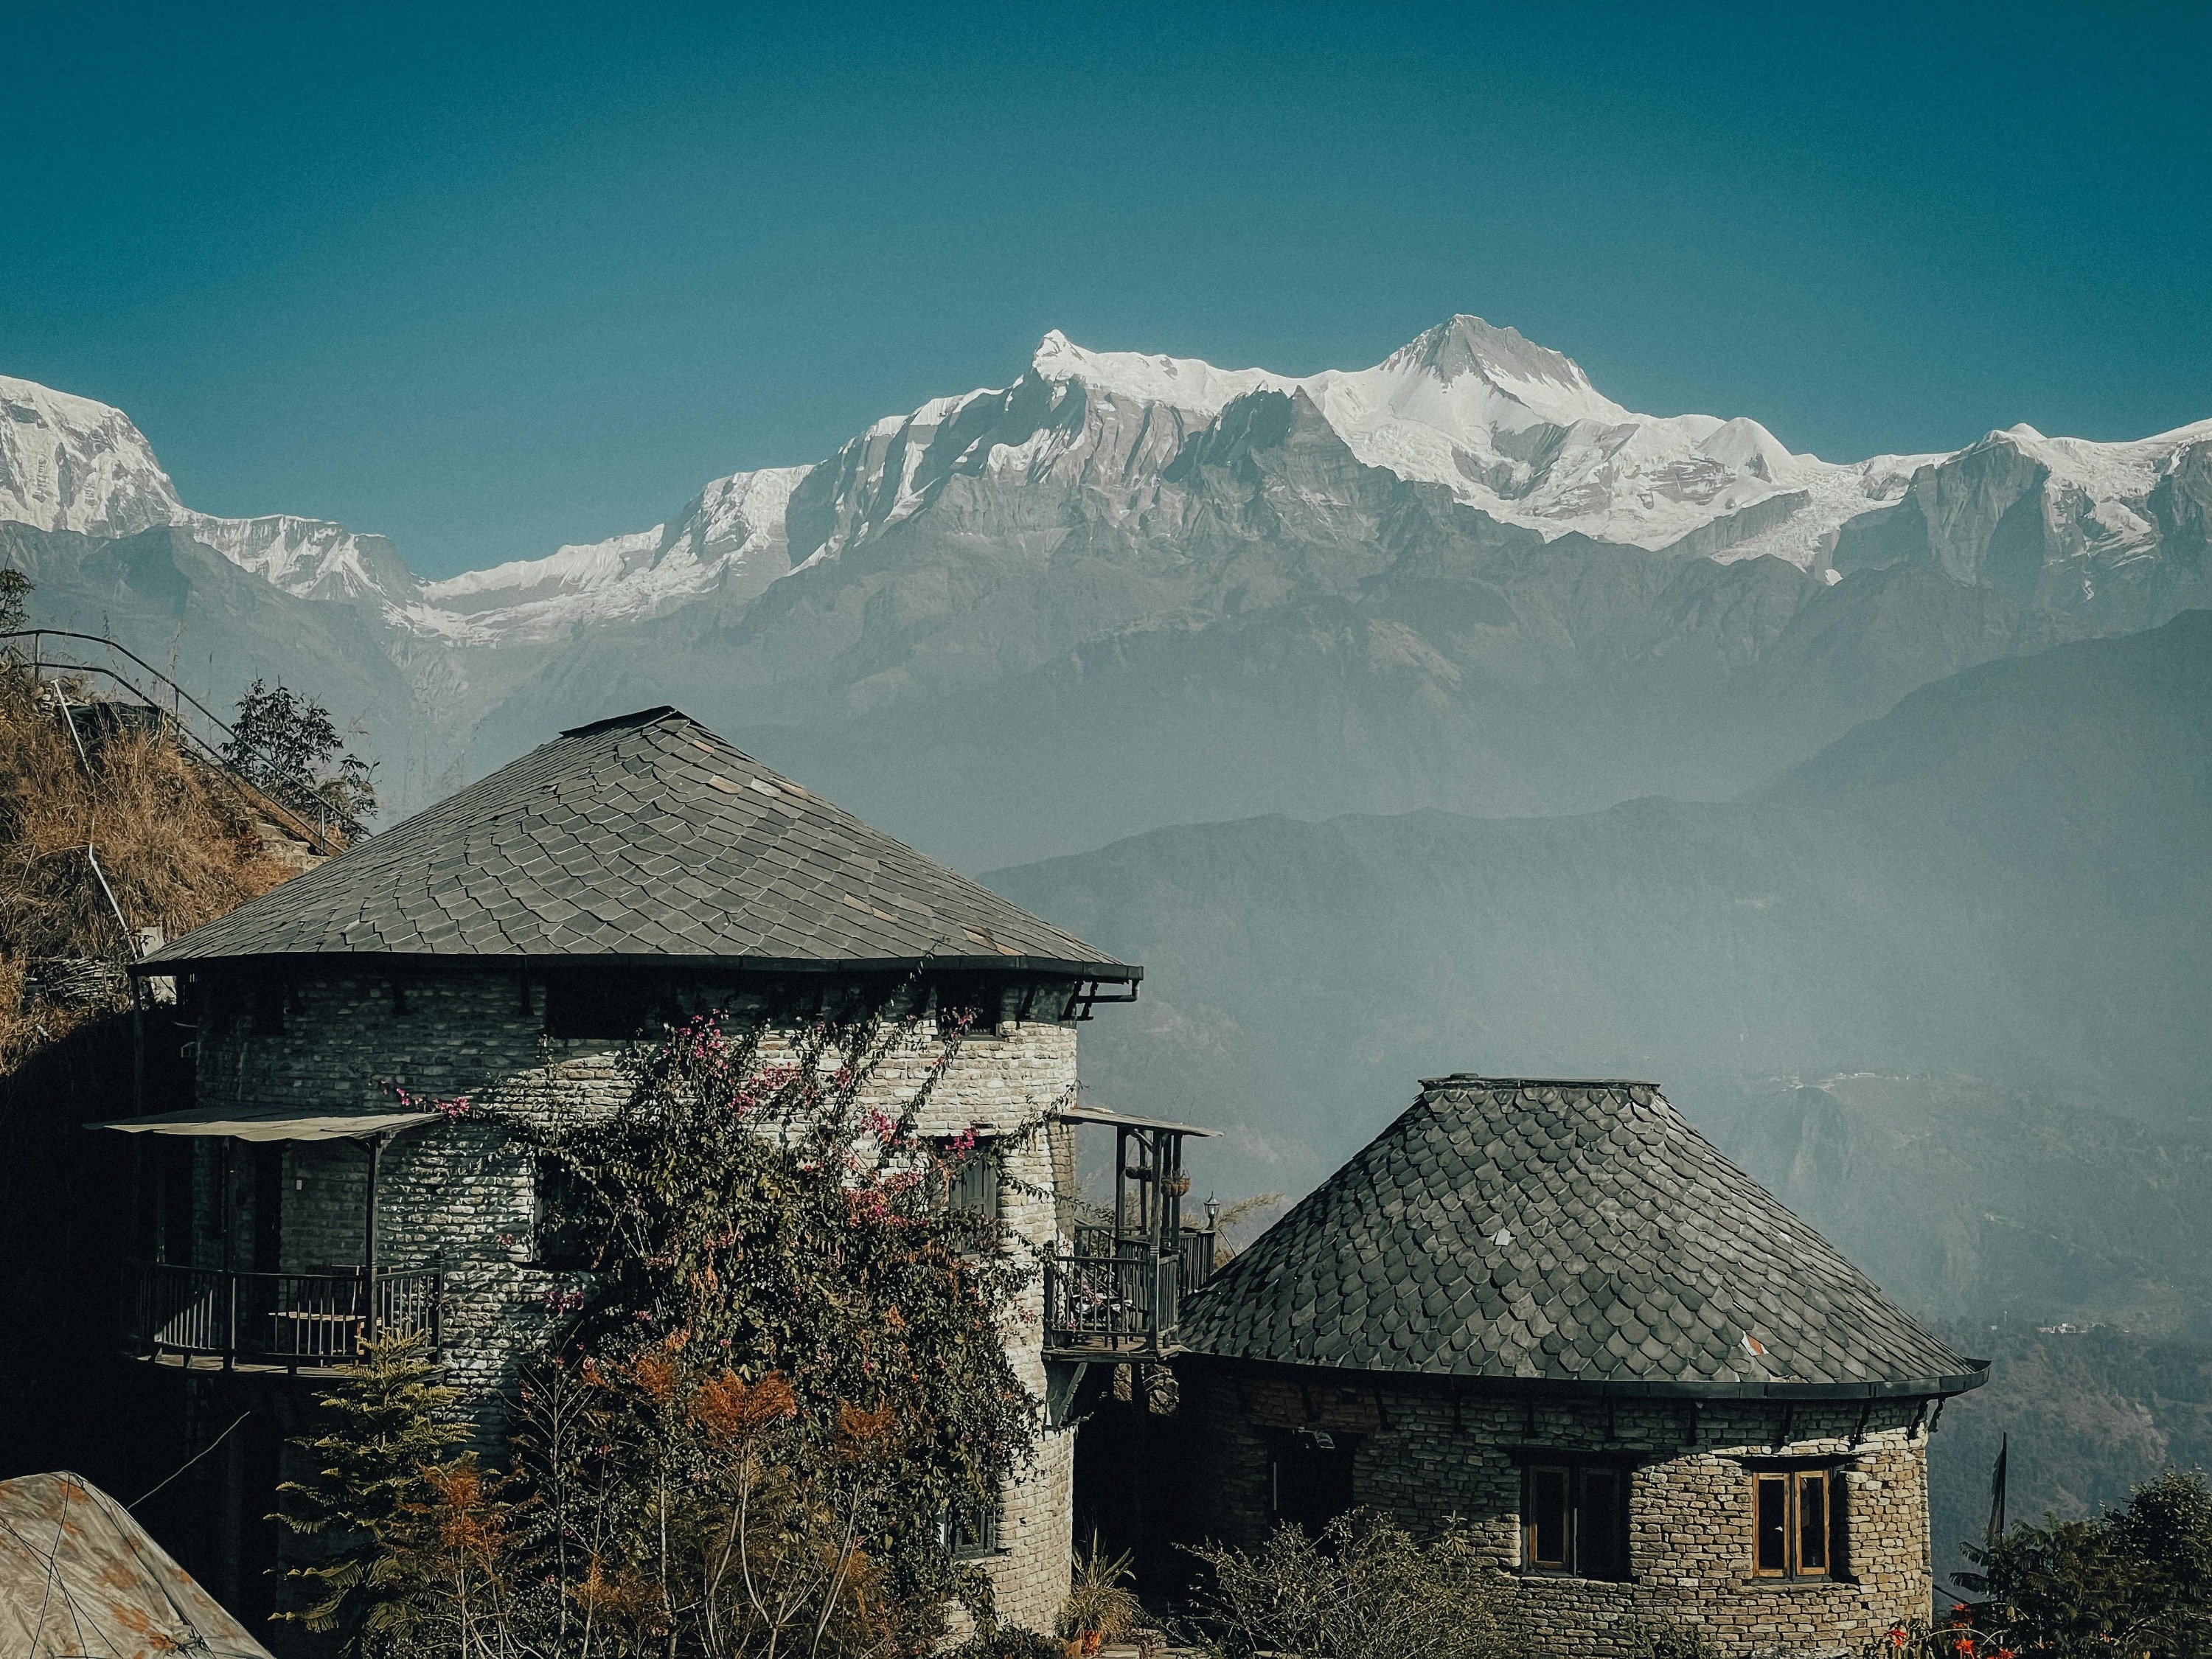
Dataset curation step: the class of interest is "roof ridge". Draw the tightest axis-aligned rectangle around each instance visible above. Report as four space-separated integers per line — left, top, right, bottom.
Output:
558 705 684 738
1421 1074 1663 1090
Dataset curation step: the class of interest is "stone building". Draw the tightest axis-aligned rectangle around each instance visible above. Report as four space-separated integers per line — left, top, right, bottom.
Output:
1169 1076 1989 1656
100 706 1161 1637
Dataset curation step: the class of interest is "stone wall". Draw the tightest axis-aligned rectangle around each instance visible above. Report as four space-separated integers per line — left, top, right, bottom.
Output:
186 966 1088 1632
1177 1362 1938 1657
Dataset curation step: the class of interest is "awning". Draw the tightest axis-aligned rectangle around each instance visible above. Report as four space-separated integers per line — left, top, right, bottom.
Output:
86 1102 439 1142
1054 1105 1219 1138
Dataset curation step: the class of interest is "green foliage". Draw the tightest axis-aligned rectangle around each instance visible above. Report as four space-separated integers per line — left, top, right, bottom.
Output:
274 1331 468 1656
223 677 378 837
324 995 1051 1658
1943 1469 2212 1657
0 568 31 633
1182 1509 1506 1659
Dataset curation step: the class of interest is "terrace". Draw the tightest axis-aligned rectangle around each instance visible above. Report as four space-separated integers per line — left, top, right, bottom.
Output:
94 1102 443 1377
1044 1106 1220 1360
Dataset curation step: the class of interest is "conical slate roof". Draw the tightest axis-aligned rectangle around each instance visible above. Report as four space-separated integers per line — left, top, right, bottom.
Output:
140 708 1131 978
1179 1077 1984 1397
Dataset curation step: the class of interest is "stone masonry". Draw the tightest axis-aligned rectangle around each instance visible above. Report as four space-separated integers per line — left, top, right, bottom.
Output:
1178 1362 1936 1657
188 964 1088 1632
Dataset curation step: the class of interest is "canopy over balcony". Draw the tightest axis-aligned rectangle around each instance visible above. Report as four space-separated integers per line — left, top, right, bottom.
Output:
86 1102 442 1141
90 1103 441 1375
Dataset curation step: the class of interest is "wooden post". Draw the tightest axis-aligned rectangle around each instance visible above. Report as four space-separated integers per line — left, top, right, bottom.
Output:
363 1134 381 1343
220 1138 235 1368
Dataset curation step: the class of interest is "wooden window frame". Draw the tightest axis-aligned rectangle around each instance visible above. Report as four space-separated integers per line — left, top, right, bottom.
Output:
1752 1468 1837 1580
942 1492 1002 1559
937 1135 1000 1225
1520 1459 1630 1581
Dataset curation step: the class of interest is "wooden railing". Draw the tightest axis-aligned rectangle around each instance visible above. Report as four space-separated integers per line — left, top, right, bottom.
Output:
1046 1225 1220 1357
120 1262 441 1372
1046 1250 1166 1355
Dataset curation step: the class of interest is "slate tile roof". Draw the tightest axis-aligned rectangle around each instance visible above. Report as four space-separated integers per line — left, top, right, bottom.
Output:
1178 1077 1985 1397
139 707 1132 978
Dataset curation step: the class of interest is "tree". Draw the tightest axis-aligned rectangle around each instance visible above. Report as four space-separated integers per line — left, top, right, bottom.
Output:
0 568 30 633
222 678 378 838
276 1332 470 1656
1950 1469 2212 1657
310 989 1051 1658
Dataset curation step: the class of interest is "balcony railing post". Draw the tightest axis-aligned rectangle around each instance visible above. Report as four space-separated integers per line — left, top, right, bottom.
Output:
223 1271 237 1370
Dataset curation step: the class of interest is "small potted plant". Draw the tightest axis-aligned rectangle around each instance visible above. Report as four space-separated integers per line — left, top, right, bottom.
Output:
1059 1531 1141 1659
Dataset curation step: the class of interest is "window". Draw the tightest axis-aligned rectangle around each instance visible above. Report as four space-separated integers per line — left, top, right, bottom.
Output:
1753 1470 1841 1579
1523 1461 1630 1580
942 1493 1001 1559
248 975 285 1034
1269 1427 1360 1537
939 1136 999 1224
534 1157 600 1270
935 978 1002 1037
544 975 669 1040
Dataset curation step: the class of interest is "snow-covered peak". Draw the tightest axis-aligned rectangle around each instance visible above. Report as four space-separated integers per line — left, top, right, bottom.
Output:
180 512 419 606
1006 319 1823 550
1374 314 1625 428
405 464 812 643
0 374 182 538
1983 416 2212 502
1030 330 1290 418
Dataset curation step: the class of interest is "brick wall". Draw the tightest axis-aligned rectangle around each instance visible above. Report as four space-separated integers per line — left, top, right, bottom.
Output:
1178 1363 1937 1657
189 966 1088 1632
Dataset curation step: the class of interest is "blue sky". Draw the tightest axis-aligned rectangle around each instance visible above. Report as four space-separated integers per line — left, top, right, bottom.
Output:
7 1 2208 578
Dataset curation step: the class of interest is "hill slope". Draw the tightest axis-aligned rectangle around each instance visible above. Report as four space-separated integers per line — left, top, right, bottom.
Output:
990 611 2212 1332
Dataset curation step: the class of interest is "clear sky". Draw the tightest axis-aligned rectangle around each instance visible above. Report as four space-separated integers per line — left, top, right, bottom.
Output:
7 1 2208 579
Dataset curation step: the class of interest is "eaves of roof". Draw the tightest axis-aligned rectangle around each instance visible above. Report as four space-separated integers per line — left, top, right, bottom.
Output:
1172 1351 1991 1402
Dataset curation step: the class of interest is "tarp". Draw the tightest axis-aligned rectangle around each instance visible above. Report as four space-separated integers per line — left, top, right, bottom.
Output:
86 1101 438 1142
0 1471 274 1658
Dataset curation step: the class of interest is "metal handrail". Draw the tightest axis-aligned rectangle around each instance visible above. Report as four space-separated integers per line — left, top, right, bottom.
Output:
120 1261 441 1371
1 629 347 855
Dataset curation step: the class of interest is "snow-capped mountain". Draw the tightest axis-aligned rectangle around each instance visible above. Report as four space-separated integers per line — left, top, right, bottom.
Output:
410 465 810 644
4 316 2208 860
0 372 419 610
10 318 2208 644
768 315 2210 591
1 375 183 538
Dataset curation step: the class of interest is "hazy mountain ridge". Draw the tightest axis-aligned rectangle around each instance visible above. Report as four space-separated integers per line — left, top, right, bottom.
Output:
989 611 2212 1329
3 321 2209 852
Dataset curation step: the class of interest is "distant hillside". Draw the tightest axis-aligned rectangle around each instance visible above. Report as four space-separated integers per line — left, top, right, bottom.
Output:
990 610 2212 1336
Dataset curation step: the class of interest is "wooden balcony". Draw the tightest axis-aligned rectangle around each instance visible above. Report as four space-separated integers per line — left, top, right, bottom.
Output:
1043 1225 1218 1360
120 1260 441 1376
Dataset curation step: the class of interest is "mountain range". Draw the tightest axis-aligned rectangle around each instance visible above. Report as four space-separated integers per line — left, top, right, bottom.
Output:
5 316 2210 862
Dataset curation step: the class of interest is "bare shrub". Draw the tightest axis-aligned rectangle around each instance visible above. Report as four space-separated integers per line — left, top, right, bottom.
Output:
1182 1510 1508 1659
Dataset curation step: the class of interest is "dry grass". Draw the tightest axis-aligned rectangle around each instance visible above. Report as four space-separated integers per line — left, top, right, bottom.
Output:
0 664 292 1065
